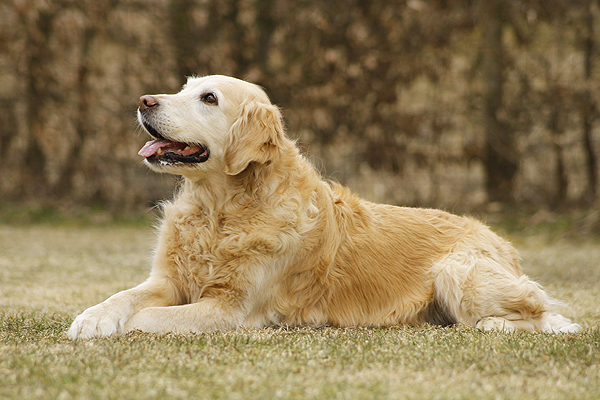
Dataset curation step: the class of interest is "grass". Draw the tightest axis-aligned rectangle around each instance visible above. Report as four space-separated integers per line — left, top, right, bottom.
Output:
1 223 599 399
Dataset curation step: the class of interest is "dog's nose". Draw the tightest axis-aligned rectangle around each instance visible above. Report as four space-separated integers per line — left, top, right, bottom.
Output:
139 95 159 111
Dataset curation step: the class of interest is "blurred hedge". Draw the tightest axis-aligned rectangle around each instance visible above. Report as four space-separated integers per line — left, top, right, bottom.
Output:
1 0 598 212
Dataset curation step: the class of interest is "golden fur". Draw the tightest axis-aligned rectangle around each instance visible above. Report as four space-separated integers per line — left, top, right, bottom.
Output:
68 75 580 339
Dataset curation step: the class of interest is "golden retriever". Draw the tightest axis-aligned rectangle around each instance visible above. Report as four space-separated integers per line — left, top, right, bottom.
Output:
68 75 580 339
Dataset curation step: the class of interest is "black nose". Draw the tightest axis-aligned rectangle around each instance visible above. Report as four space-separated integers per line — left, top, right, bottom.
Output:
139 95 159 111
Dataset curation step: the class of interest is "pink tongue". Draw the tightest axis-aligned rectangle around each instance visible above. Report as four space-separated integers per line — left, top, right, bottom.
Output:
138 140 173 157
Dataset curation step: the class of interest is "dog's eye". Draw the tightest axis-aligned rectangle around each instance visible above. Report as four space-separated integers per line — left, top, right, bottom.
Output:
201 93 218 105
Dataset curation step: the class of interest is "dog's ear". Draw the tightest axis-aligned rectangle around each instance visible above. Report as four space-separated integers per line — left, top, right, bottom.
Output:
224 99 285 175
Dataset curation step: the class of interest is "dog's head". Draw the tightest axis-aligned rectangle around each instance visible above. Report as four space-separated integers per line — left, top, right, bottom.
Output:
137 75 285 178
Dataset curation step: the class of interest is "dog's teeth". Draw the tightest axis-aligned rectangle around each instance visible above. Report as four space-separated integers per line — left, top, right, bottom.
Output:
184 146 190 151
157 148 163 155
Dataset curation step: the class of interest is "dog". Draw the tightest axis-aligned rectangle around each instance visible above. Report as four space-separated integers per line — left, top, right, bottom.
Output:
68 75 580 339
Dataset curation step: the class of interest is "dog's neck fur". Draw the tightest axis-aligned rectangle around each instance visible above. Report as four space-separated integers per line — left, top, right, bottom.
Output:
169 139 317 219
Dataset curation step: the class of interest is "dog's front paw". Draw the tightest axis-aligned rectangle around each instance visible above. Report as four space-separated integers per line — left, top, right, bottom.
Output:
68 303 128 340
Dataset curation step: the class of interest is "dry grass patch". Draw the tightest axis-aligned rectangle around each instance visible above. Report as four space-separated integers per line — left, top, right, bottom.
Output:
1 224 599 400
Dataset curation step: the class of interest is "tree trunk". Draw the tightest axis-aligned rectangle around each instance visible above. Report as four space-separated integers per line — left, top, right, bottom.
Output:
582 0 598 203
550 97 568 207
477 0 518 204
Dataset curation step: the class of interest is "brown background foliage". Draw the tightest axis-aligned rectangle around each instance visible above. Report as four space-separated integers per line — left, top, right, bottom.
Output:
1 0 599 212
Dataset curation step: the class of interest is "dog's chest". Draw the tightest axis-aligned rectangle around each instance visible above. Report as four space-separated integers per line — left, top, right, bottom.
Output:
155 212 286 301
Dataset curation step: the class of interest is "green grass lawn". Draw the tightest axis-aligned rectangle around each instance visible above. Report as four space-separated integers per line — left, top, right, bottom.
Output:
1 224 599 399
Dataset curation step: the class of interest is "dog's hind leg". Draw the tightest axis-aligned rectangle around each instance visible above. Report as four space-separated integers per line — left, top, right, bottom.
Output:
431 250 581 333
476 313 581 333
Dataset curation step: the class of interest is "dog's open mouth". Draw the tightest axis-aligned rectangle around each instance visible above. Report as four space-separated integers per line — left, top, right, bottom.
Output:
138 139 210 164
